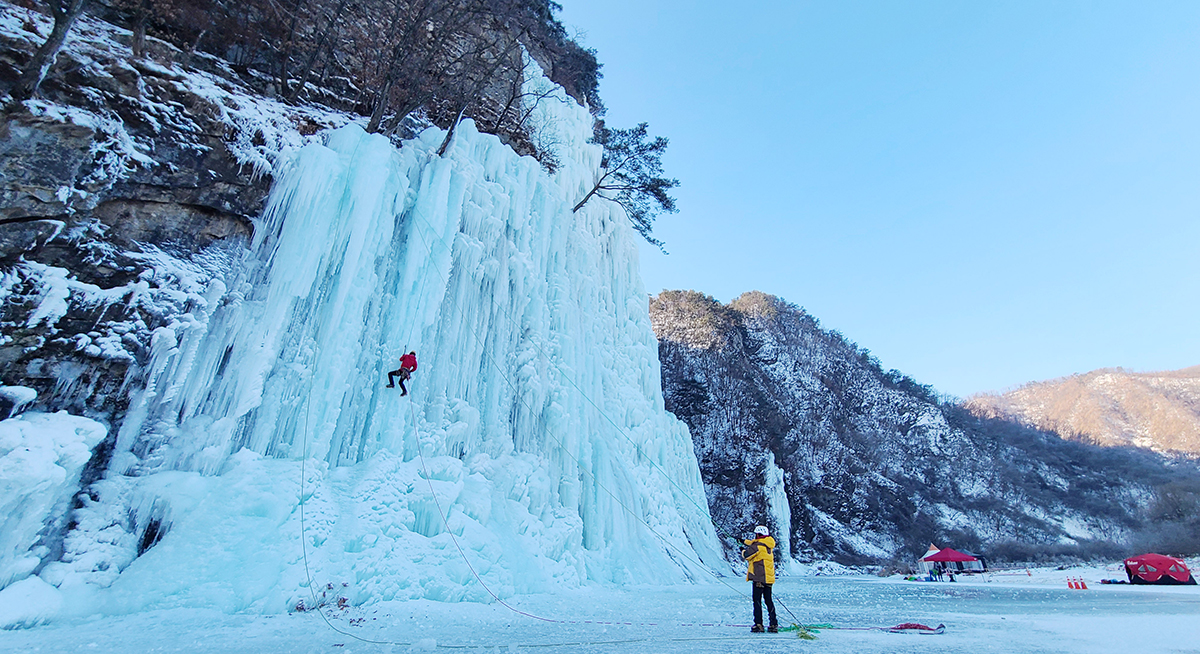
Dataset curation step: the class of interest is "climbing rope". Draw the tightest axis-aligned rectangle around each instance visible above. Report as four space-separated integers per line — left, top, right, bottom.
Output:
299 366 396 646
404 208 743 541
403 208 817 623
294 139 817 645
403 214 811 630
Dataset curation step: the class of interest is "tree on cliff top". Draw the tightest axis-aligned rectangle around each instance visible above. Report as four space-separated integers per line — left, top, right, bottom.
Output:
573 121 678 249
7 0 90 108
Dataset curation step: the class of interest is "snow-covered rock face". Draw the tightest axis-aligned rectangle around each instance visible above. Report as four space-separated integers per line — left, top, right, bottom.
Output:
0 5 351 428
0 40 721 620
651 291 1179 565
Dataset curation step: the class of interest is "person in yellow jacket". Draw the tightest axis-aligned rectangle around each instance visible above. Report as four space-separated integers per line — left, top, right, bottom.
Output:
743 525 778 633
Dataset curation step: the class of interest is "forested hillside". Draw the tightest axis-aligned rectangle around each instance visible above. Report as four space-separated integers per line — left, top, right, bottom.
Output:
965 366 1200 456
651 290 1200 564
5 0 600 164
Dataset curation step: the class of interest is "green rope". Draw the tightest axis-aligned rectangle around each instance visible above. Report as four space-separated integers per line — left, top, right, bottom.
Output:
777 623 820 639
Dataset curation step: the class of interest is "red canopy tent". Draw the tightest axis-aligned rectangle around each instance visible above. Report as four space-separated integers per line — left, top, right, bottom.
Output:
1124 554 1197 585
923 548 978 563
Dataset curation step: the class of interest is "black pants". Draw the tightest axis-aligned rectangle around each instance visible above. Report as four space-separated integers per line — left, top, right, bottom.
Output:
752 582 777 627
387 368 411 394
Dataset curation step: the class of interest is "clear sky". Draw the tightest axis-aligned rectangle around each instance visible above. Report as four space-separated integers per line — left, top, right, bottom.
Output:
557 0 1200 398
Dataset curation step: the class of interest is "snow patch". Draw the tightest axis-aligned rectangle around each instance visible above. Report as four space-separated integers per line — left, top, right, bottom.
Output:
0 386 38 417
0 412 106 591
0 576 63 629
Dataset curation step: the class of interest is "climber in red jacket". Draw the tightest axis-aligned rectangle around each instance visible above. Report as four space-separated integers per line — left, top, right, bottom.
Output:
386 351 418 396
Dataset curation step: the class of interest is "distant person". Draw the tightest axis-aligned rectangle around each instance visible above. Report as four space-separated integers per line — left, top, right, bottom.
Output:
386 351 418 396
743 525 778 633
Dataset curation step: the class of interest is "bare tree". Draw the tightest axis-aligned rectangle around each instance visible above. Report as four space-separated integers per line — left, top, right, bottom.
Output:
7 0 90 107
285 0 352 102
364 0 544 134
268 0 349 101
435 31 527 154
365 0 472 133
272 0 310 98
491 56 562 135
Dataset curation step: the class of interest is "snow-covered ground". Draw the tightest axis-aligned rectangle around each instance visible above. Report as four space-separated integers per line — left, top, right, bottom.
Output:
2 574 1198 653
966 559 1200 589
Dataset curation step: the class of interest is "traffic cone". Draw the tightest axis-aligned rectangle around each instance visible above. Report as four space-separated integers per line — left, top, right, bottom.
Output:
1080 579 1088 590
1067 577 1077 589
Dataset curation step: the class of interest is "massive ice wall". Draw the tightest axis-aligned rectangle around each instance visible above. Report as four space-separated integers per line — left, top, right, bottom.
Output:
0 67 722 620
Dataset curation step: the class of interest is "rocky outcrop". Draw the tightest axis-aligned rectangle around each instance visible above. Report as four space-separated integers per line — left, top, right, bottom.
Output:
651 290 1197 564
0 5 332 424
0 45 267 237
965 367 1200 456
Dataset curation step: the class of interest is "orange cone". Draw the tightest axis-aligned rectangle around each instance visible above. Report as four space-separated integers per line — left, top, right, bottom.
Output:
1080 579 1088 590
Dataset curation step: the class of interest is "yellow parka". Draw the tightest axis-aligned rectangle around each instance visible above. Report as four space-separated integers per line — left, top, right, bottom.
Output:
743 536 776 584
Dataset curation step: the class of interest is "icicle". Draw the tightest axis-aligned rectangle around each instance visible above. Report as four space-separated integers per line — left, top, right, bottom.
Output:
57 59 723 608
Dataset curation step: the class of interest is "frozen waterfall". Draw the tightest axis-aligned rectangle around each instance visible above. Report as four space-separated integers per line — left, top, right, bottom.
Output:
4 68 723 620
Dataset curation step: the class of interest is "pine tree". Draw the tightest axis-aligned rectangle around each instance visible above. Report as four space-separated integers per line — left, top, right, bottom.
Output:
573 122 678 249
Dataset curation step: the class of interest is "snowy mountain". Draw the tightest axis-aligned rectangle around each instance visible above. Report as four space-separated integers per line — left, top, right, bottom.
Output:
0 5 721 628
650 290 1199 565
964 366 1200 456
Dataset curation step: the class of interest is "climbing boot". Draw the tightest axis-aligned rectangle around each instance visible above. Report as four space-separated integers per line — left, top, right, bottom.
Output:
751 624 765 633
767 625 779 633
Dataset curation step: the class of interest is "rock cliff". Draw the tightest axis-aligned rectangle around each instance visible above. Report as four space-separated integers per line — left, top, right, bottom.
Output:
652 290 1197 564
1 5 345 423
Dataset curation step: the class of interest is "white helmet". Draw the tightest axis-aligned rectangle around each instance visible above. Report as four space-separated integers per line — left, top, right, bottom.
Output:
754 525 769 536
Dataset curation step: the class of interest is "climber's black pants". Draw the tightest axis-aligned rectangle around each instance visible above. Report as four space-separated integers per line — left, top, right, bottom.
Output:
387 368 411 394
753 582 777 627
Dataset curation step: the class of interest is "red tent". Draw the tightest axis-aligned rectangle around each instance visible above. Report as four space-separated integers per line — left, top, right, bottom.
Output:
923 547 978 563
1124 554 1197 585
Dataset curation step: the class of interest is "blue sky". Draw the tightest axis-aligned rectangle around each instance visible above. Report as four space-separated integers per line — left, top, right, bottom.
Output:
557 1 1200 397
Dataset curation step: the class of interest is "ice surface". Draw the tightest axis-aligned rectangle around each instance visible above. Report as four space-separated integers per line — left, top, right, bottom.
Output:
10 61 722 623
0 412 106 588
762 455 793 570
2 574 1198 653
0 385 38 416
0 576 62 630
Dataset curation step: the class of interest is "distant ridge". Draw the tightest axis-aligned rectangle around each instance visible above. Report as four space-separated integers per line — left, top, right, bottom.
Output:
650 290 1200 563
964 366 1200 455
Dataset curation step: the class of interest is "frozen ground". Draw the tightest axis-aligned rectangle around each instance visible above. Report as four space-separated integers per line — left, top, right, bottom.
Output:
3 572 1198 654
